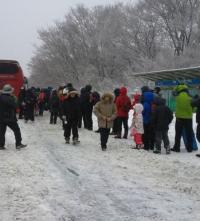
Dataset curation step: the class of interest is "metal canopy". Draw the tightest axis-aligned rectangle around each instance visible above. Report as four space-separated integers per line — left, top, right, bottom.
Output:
133 66 200 82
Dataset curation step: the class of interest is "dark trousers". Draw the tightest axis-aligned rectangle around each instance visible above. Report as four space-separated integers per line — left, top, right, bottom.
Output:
99 128 110 147
118 117 128 138
19 105 25 119
143 123 155 150
155 130 170 151
50 112 58 124
112 117 119 134
174 118 193 152
85 109 93 130
38 102 45 116
0 122 22 147
25 105 35 121
197 124 200 143
64 119 79 140
78 109 87 128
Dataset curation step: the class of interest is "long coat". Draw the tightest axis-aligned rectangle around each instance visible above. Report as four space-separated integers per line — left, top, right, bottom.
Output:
94 93 117 129
131 103 144 135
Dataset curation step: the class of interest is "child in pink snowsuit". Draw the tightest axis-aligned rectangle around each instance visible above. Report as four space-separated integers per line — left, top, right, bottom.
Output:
131 103 144 149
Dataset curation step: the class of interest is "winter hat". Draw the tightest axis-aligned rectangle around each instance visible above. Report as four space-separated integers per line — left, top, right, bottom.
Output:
68 87 79 95
154 87 161 94
85 85 92 92
141 86 150 93
66 83 73 89
114 88 120 97
1 84 14 94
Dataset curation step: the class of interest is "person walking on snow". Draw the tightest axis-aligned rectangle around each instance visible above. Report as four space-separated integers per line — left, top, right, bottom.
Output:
94 93 116 151
130 103 144 149
49 89 60 124
24 88 37 123
115 87 131 139
0 85 26 150
172 84 193 153
62 87 81 145
83 85 94 131
152 97 173 154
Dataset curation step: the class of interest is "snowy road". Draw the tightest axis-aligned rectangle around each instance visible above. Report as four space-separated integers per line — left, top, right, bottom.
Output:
0 115 200 221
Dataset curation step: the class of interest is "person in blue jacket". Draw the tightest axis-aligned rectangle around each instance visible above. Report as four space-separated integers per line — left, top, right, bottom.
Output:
141 86 155 150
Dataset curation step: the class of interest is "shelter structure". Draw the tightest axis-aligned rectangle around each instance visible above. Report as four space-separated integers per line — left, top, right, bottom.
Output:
134 66 200 110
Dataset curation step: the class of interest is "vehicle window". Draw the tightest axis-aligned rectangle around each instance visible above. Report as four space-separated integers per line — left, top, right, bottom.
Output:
0 63 19 74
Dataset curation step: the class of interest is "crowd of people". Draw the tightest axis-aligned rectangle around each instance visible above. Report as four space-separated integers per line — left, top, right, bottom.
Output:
0 82 200 157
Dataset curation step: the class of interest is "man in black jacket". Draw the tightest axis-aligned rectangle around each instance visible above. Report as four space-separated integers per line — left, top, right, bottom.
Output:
83 85 93 130
152 97 173 154
24 88 37 122
62 88 81 145
0 85 26 150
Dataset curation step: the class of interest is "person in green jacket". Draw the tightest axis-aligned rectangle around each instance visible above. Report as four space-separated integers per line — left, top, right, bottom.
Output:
172 84 193 152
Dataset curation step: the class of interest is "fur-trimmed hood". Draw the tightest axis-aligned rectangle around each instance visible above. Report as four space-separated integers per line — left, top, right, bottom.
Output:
101 93 114 103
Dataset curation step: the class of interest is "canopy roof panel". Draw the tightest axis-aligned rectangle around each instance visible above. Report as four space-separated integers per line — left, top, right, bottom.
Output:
134 66 200 82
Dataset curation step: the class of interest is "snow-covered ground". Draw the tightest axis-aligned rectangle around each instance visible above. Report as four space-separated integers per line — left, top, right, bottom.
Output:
0 113 200 221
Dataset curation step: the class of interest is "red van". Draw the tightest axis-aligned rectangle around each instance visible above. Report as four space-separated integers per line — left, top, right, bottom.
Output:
0 60 25 97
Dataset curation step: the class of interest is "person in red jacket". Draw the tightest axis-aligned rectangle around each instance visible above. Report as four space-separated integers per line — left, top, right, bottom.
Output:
115 87 131 139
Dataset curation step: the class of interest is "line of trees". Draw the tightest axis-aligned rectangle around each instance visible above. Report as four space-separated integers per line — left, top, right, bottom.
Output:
29 0 200 89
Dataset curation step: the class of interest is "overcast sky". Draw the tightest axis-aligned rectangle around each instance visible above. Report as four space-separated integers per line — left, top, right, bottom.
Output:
0 0 136 76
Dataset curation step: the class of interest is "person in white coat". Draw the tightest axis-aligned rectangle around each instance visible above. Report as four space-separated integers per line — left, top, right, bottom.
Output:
130 103 144 149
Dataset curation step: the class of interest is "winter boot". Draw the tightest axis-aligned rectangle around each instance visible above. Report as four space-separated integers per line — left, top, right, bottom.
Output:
153 149 161 154
196 154 200 158
65 138 70 144
0 146 5 150
101 145 107 151
132 145 139 149
73 138 80 145
166 147 171 155
16 144 27 150
123 131 128 139
171 147 180 153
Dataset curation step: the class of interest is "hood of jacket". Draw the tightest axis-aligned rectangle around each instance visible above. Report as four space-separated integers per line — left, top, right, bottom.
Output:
120 87 127 96
143 91 154 104
175 84 188 93
101 93 114 103
141 86 150 93
134 103 143 114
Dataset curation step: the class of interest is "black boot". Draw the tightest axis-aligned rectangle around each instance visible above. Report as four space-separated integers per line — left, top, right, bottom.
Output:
101 145 107 151
16 144 27 150
123 131 128 139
